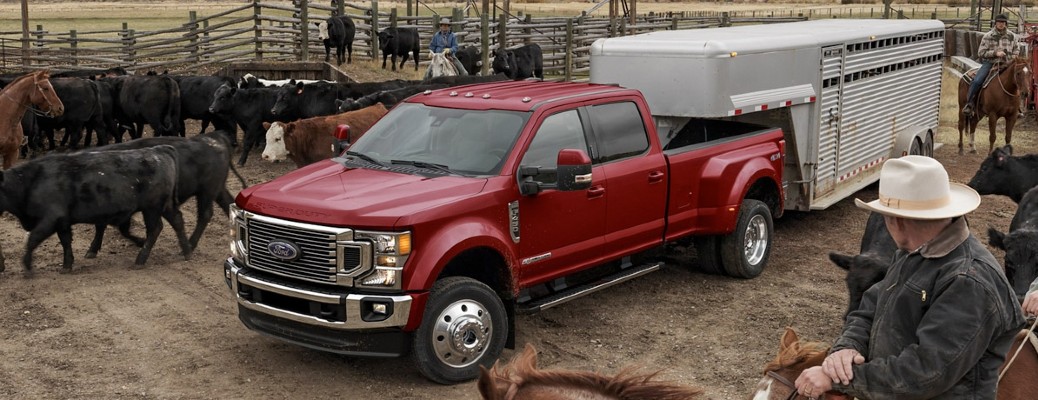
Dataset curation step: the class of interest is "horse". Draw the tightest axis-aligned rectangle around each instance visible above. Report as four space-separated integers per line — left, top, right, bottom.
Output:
753 327 1038 400
958 57 1031 155
477 343 704 400
428 51 460 79
0 70 64 169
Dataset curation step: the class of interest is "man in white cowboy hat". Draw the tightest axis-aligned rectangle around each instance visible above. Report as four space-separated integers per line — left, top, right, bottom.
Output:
794 156 1024 399
425 17 467 79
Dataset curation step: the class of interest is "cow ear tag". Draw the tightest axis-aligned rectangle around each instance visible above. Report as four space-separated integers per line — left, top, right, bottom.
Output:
296 89 303 95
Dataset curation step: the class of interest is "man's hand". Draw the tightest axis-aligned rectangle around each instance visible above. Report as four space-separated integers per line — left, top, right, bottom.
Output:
996 50 1006 58
444 48 452 55
795 366 834 399
1024 291 1038 316
822 349 865 385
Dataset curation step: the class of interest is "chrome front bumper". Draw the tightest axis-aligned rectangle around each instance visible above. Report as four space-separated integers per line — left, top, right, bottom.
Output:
225 258 412 330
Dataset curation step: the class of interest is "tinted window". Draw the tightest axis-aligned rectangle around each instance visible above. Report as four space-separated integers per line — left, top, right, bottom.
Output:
520 110 587 183
588 102 648 163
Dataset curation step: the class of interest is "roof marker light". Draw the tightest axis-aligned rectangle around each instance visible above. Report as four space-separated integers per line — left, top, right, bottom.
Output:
423 90 432 95
465 92 474 98
522 97 532 103
449 91 459 97
482 94 491 99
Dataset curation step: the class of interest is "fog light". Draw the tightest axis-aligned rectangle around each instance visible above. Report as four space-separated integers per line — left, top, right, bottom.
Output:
372 303 387 315
376 255 397 267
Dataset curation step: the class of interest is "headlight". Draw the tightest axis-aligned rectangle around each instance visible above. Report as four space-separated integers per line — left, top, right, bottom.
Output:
355 231 411 288
229 205 247 261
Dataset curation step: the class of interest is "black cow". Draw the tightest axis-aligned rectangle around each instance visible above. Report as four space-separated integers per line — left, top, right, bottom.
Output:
967 145 1038 203
492 43 543 80
455 45 482 76
271 80 414 119
335 84 449 112
35 77 107 150
50 66 128 79
170 75 238 140
827 212 897 317
0 145 191 273
319 15 356 65
103 75 182 138
422 73 510 86
92 130 240 250
377 27 421 71
84 79 126 146
209 84 288 166
988 186 1038 302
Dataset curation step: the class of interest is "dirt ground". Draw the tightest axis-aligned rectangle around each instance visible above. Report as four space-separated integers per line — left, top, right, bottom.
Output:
0 62 1031 399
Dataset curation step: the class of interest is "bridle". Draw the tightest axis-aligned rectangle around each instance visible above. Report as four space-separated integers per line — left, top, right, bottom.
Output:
767 370 808 400
996 60 1028 97
0 73 59 117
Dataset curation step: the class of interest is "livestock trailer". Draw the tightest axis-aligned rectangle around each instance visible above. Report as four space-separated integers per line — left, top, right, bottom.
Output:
590 19 945 211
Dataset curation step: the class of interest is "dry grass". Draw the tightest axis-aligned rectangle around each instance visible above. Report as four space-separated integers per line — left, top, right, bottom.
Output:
937 61 1038 153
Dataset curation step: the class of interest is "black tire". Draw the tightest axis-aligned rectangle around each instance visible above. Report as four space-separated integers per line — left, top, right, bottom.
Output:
924 132 935 157
909 137 923 156
720 199 773 279
413 277 508 384
692 236 725 275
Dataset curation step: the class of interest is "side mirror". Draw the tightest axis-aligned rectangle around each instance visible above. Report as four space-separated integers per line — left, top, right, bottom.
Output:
517 149 592 196
331 124 352 155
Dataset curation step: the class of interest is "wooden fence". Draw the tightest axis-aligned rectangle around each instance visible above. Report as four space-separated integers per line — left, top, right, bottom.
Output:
0 1 1024 79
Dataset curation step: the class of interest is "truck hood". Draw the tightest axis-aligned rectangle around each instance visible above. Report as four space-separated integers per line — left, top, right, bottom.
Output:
237 161 488 227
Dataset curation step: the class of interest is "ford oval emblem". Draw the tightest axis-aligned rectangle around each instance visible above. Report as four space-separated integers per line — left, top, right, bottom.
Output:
267 240 301 261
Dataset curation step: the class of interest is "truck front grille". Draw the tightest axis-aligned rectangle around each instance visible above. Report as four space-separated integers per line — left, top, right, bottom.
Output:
244 216 363 285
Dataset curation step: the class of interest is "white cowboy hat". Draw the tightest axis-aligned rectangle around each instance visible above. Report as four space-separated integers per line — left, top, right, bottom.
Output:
439 18 451 25
855 155 980 219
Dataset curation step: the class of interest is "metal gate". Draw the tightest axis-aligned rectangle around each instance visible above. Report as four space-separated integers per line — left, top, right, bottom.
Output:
814 45 845 199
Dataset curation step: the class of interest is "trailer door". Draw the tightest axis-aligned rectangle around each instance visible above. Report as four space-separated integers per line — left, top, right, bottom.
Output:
813 45 845 199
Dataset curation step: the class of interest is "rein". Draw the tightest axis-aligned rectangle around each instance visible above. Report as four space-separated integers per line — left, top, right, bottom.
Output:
998 317 1038 382
996 61 1027 97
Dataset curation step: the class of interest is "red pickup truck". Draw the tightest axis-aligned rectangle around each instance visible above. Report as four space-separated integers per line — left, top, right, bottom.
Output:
224 80 785 383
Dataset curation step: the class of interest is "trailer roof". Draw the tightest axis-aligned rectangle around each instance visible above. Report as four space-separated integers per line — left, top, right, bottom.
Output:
592 19 946 57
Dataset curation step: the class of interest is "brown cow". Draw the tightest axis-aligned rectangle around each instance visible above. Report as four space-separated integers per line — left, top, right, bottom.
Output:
262 103 388 168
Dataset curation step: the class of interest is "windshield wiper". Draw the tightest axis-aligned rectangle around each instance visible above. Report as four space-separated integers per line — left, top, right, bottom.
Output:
390 159 455 174
344 151 385 167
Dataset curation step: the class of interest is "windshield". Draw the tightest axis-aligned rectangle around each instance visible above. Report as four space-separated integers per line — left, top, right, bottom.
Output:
347 103 530 176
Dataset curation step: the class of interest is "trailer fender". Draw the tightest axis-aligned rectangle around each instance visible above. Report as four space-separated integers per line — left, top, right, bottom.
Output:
892 125 934 158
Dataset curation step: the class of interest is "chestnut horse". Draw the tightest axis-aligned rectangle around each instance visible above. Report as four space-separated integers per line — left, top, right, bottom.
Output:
0 70 64 168
753 327 1038 400
958 58 1031 155
477 344 704 400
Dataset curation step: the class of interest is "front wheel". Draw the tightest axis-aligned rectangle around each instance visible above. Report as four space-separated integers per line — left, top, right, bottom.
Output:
720 199 773 279
413 277 508 384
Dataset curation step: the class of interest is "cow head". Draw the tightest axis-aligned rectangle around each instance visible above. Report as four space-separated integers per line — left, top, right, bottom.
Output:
335 98 361 113
262 122 290 163
271 81 304 116
989 226 1038 301
209 84 236 114
829 251 888 318
967 145 1014 195
491 49 514 78
377 30 394 52
317 20 330 41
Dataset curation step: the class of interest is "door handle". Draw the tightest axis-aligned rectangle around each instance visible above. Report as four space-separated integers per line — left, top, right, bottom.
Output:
648 171 665 183
587 185 605 199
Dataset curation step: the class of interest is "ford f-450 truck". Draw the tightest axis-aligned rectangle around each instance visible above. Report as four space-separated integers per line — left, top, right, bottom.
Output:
225 80 785 383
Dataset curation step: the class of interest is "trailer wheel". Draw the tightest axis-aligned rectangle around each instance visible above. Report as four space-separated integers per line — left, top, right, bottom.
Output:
923 132 934 157
909 137 924 156
692 236 725 275
413 277 507 384
720 199 773 279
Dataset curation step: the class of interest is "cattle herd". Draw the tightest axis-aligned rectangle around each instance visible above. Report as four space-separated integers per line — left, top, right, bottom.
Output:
0 32 544 275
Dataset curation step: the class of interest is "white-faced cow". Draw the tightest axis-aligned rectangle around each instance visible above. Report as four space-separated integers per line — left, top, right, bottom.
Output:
209 84 289 166
377 27 421 71
262 103 388 168
967 145 1038 203
0 145 192 274
318 15 356 65
988 186 1038 302
492 43 544 80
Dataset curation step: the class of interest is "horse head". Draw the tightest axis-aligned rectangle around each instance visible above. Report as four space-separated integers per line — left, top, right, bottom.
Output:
28 70 64 118
477 343 704 400
752 328 847 400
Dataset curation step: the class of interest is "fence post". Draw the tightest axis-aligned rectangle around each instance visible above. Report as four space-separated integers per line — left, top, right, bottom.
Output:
609 14 616 37
188 11 199 64
336 0 345 17
671 15 678 30
70 30 78 67
253 0 263 60
481 12 489 75
498 14 507 50
564 18 573 81
299 0 309 61
390 8 398 29
721 12 730 27
523 14 532 45
121 24 136 67
202 19 211 62
372 0 380 63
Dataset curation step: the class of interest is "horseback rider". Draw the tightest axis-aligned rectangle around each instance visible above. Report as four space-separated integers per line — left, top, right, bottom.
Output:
963 13 1020 117
425 17 468 79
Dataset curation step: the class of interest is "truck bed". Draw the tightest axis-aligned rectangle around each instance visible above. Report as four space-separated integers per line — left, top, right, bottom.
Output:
661 118 775 151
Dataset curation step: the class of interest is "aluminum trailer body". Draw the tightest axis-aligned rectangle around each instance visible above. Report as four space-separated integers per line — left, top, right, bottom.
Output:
590 19 945 211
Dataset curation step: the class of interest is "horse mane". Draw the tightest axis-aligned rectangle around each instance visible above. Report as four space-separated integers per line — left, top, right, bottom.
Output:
480 344 703 400
4 70 50 89
763 333 830 373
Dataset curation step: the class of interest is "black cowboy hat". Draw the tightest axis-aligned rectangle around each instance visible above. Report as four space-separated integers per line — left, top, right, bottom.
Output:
995 14 1009 22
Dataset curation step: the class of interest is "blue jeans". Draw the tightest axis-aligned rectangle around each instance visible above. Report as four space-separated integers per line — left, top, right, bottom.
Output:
966 61 993 104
